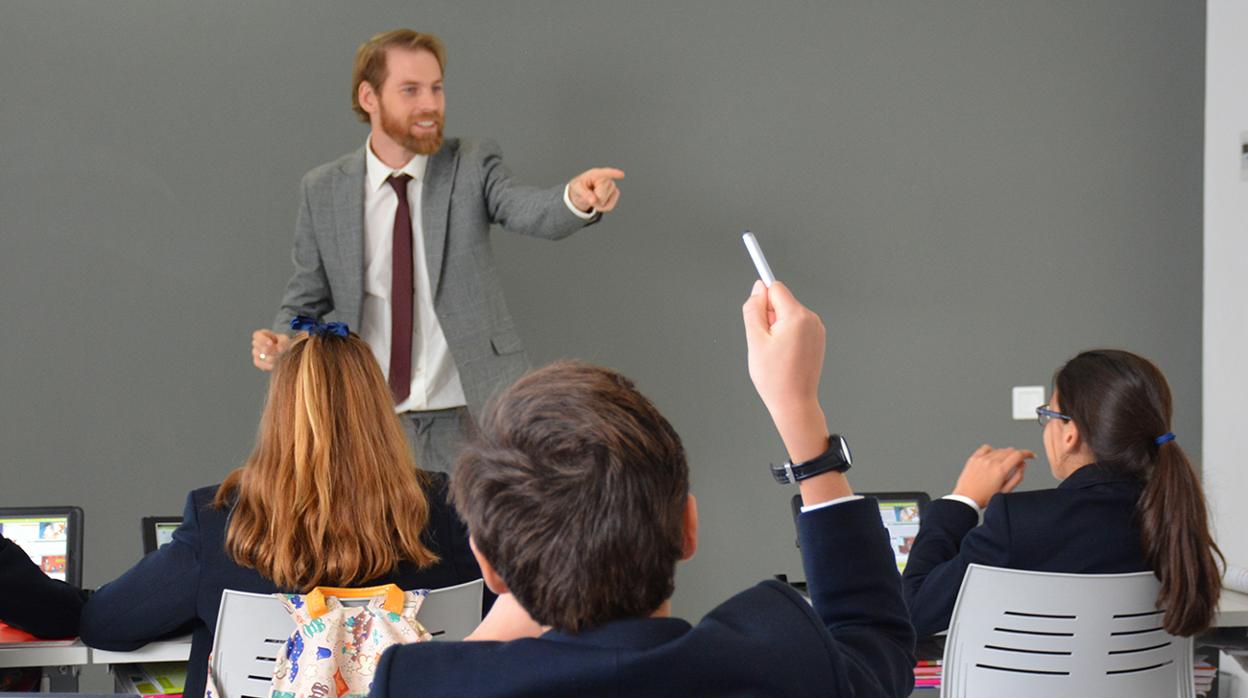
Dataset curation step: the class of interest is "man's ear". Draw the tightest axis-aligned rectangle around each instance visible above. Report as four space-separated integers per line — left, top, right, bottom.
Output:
357 80 380 117
680 494 698 561
469 536 510 595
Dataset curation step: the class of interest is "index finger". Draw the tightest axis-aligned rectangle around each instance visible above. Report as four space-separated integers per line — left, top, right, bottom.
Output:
583 167 625 181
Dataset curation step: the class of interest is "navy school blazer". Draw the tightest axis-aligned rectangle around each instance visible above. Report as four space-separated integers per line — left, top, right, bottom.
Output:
370 497 917 698
902 462 1148 637
80 472 483 698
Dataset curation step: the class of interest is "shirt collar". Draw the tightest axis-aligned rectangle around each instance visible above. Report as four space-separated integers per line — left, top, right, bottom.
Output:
1057 462 1142 490
365 136 428 192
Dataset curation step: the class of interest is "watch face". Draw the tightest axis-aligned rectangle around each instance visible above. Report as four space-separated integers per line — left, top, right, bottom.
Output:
836 435 852 465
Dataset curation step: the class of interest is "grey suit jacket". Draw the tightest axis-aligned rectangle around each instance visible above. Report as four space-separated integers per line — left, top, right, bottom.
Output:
273 137 597 417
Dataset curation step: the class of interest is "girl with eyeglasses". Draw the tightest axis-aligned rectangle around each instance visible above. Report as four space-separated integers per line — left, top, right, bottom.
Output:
902 349 1222 639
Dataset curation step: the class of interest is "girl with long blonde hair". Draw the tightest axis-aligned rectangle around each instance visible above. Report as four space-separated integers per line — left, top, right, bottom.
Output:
82 323 481 697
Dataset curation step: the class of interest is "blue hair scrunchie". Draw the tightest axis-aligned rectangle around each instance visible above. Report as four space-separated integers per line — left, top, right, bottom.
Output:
290 316 349 338
1154 432 1176 446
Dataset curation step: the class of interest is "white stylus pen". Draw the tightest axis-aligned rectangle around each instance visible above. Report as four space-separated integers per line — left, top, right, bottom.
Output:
741 231 776 287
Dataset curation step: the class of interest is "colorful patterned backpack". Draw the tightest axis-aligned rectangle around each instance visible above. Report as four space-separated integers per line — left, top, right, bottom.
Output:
268 584 431 698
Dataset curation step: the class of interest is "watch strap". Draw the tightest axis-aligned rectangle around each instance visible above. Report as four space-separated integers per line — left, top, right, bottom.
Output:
770 435 851 484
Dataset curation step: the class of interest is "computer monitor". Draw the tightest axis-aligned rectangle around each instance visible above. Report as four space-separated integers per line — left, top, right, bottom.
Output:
791 491 930 572
141 516 182 554
0 506 83 587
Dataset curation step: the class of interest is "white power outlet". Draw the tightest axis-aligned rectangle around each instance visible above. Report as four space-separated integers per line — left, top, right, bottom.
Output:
1012 386 1045 421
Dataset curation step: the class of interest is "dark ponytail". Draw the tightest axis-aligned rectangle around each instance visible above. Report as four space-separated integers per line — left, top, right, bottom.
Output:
1056 350 1223 636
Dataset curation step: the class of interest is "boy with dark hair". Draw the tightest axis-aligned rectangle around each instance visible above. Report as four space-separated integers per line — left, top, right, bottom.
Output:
372 282 916 696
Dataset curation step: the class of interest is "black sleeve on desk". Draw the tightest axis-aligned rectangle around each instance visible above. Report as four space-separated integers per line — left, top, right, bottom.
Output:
0 535 86 638
80 490 204 649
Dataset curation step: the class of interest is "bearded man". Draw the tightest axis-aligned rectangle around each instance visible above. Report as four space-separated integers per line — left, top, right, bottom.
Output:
250 29 623 474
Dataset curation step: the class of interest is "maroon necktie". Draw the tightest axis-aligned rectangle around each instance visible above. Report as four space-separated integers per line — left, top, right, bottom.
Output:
387 174 414 404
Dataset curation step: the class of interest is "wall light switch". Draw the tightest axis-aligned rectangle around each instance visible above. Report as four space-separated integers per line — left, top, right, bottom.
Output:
1012 386 1045 420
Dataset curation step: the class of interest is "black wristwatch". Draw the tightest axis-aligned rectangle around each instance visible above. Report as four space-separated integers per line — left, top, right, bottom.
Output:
770 435 852 484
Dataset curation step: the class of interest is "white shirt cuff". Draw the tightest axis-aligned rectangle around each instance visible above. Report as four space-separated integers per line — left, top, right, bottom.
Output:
942 493 982 515
799 494 864 514
563 184 597 220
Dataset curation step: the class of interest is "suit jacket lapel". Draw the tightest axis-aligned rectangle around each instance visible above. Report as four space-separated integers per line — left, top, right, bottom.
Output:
422 143 458 297
334 148 367 324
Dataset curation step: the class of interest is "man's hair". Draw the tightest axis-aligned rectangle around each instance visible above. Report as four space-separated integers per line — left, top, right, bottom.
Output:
451 360 690 633
351 29 447 123
216 331 438 590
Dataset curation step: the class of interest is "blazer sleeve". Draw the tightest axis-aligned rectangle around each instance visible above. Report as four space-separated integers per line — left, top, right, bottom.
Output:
901 495 1014 637
477 139 599 240
799 498 917 698
0 536 87 638
273 173 334 331
79 491 204 649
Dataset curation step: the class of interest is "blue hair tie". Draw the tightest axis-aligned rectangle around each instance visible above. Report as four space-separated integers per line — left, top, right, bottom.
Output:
1154 432 1176 446
290 316 349 338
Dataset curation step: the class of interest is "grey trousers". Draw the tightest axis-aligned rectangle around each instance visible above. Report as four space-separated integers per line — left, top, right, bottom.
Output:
399 406 474 475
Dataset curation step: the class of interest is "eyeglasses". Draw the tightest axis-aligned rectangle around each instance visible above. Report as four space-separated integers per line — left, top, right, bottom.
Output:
1036 405 1072 427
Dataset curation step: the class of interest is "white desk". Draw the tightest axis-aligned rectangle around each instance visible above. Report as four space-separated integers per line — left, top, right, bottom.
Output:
1216 589 1248 628
95 637 193 695
92 636 192 664
0 641 90 691
0 635 192 692
0 641 90 668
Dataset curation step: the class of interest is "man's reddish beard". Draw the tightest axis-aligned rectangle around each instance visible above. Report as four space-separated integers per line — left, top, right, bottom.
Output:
380 101 444 156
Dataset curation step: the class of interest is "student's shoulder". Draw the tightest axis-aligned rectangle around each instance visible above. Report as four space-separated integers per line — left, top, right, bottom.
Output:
702 580 827 643
979 488 1072 536
184 485 231 532
990 487 1061 514
376 639 501 695
187 484 225 510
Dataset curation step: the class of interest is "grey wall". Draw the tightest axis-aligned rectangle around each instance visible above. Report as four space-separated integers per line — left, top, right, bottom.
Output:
0 0 1205 622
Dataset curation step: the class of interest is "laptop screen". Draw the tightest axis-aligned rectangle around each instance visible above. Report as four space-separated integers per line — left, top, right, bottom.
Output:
789 491 930 573
870 495 927 573
0 507 83 586
141 516 183 554
154 522 179 549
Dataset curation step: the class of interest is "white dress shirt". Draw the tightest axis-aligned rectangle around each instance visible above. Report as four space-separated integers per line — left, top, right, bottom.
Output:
941 493 982 514
362 139 466 413
361 138 596 413
800 494 864 513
